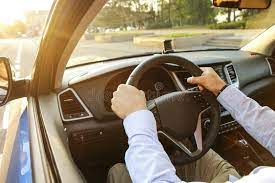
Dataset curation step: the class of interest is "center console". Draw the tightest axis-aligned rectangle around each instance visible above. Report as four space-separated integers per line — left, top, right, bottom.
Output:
214 128 275 175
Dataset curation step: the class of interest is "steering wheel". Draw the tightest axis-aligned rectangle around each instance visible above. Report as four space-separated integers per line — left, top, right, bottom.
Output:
126 55 220 165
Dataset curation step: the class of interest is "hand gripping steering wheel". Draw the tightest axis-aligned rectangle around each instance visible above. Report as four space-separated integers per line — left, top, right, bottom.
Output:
126 55 220 165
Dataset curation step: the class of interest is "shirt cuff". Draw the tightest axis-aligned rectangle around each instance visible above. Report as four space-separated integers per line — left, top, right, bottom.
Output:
217 85 247 112
123 110 157 140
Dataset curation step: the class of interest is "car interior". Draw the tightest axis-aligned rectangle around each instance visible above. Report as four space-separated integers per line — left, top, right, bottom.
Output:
53 49 275 182
24 0 275 182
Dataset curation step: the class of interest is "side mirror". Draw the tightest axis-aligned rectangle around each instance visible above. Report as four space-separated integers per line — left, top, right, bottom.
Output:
213 0 271 9
0 57 29 107
0 57 13 106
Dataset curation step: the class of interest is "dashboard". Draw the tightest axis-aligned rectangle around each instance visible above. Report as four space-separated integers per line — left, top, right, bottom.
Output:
101 64 231 113
59 61 241 122
57 50 274 166
59 50 272 123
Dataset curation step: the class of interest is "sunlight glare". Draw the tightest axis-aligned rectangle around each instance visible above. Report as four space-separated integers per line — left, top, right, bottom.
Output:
0 1 24 25
0 0 52 25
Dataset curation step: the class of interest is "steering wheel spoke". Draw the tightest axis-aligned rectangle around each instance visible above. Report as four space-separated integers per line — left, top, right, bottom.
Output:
158 106 210 158
147 100 162 130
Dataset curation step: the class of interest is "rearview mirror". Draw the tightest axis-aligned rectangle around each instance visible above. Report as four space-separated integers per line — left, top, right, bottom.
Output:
0 57 12 106
213 0 271 9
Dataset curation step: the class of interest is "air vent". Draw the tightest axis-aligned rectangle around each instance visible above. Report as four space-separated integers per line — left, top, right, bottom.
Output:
58 88 93 121
224 64 239 87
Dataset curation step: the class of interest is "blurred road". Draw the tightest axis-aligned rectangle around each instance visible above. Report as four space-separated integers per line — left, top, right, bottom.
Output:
70 29 261 63
0 39 39 77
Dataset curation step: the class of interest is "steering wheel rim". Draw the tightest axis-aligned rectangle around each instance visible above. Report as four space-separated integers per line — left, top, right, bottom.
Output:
126 55 220 165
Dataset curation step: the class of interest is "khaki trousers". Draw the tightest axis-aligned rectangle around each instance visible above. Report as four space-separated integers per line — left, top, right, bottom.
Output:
107 149 240 183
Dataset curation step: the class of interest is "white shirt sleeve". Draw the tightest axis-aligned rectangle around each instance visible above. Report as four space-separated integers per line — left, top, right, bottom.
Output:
217 85 275 156
232 167 275 183
122 100 275 183
123 110 182 183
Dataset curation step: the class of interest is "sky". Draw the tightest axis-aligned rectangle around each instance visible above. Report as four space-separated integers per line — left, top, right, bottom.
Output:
0 0 53 24
143 0 158 11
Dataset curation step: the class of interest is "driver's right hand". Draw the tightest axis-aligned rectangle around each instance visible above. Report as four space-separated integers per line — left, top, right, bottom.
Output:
187 67 226 96
111 84 147 119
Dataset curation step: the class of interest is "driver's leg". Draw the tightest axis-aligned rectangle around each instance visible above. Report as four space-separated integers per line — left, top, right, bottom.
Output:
107 149 240 183
107 163 132 183
176 149 240 182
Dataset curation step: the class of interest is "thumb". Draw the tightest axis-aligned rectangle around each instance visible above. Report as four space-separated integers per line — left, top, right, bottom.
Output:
187 76 203 85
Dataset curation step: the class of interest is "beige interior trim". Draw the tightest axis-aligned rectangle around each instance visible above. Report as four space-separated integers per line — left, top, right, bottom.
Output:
38 93 84 182
54 0 107 89
241 25 275 56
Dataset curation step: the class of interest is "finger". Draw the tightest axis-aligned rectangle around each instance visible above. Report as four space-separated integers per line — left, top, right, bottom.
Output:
111 97 116 103
187 76 203 85
111 104 118 113
126 84 139 92
118 84 138 93
187 77 193 84
200 67 209 72
111 96 121 105
198 85 204 91
200 68 212 76
117 84 127 90
200 67 212 71
111 103 121 114
111 104 123 119
113 91 119 97
139 90 145 96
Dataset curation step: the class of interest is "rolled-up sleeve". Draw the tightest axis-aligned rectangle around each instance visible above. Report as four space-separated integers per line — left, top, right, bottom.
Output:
217 85 275 156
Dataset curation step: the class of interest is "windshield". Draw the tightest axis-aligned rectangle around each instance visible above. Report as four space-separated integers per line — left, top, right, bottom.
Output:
0 0 54 77
68 0 275 67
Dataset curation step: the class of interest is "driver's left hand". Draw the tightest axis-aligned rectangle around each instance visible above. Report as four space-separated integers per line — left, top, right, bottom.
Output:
187 67 226 96
111 84 147 119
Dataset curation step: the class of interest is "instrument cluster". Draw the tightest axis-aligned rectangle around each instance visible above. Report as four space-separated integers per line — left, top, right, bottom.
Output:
104 67 177 112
